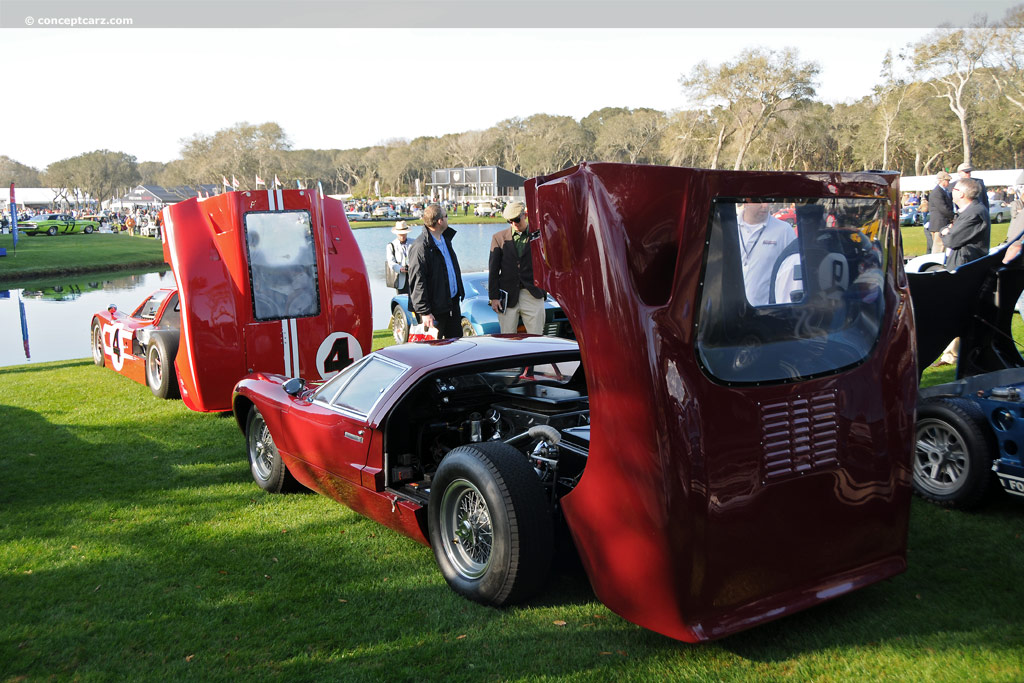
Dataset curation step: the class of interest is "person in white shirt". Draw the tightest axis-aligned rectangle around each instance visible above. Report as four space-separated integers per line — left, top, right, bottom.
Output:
736 203 796 306
386 221 411 293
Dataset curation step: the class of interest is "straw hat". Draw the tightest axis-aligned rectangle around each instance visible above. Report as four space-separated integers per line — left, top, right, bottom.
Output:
391 221 410 234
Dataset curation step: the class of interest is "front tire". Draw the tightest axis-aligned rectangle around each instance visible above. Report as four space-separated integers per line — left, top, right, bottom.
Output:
428 442 553 606
914 397 995 509
91 321 105 367
245 406 298 493
391 305 409 344
146 336 179 399
84 225 94 234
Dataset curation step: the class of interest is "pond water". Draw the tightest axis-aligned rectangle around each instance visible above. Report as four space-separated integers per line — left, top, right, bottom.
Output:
0 224 501 368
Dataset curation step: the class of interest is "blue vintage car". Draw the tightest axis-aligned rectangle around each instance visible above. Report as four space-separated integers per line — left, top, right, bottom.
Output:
389 271 573 344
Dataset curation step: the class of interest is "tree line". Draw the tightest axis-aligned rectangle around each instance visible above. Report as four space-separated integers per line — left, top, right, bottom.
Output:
4 16 1022 202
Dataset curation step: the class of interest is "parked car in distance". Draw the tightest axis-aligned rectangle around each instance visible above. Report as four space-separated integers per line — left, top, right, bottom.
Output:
372 205 399 219
989 201 1012 223
91 288 182 399
23 213 99 236
900 206 924 226
474 202 499 217
346 210 370 222
388 271 573 344
772 206 796 226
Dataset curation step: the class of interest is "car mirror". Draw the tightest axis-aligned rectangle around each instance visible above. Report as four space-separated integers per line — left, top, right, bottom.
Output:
283 377 307 396
107 304 117 313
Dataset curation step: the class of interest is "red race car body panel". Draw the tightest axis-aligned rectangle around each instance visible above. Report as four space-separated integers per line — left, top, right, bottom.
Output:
234 163 916 643
157 189 371 412
526 163 916 641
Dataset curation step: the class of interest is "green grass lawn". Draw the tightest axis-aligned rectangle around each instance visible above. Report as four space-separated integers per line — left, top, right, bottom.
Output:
0 233 166 282
1 335 1022 680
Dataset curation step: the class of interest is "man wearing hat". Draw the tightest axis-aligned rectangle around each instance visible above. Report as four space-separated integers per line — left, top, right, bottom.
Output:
488 201 546 334
386 220 411 293
957 163 989 212
927 171 954 253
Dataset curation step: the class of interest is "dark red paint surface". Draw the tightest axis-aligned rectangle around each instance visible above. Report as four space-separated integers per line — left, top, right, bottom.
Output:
526 163 916 641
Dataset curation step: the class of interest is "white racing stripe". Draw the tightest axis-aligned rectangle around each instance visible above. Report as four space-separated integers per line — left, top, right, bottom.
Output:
267 189 276 211
281 320 292 376
290 318 300 376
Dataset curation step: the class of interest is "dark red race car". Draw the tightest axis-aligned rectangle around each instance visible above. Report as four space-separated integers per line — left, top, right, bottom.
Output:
233 163 917 642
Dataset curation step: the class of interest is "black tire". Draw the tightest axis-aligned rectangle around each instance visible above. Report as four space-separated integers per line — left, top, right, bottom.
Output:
914 397 995 509
84 225 94 234
146 336 179 399
461 317 475 338
245 406 299 493
91 320 105 367
47 226 57 236
428 441 553 606
391 305 409 345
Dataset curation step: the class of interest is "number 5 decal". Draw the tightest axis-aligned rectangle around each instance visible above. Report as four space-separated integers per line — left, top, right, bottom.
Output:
315 332 363 379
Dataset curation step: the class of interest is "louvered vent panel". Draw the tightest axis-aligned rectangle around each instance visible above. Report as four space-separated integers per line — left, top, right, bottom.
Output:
761 391 839 482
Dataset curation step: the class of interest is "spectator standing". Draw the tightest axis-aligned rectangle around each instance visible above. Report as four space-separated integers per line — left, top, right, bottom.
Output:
956 163 989 213
927 171 954 254
488 201 546 334
942 177 991 270
408 203 464 339
385 221 411 294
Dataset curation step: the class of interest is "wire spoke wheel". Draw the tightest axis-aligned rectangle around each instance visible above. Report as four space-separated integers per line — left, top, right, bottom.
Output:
440 479 493 579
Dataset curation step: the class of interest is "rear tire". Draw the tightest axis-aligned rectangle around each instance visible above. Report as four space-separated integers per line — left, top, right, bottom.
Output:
146 336 179 399
914 397 995 509
428 442 553 606
84 225 94 234
461 317 475 337
47 226 57 236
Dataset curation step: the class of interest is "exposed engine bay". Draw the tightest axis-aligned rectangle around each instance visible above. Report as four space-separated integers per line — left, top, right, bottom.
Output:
383 359 591 508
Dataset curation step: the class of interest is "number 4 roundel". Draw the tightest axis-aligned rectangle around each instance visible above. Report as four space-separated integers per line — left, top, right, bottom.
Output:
315 332 363 379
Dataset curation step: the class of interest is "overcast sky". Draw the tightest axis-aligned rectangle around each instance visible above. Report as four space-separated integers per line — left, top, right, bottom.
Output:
6 27 935 170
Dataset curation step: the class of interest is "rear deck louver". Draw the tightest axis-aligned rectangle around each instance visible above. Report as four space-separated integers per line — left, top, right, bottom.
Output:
760 391 839 483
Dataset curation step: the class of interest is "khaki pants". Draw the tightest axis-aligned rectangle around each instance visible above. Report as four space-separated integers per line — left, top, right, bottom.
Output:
498 289 545 334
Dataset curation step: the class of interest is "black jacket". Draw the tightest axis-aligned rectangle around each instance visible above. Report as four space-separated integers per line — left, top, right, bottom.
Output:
927 184 954 233
408 227 464 317
487 227 545 307
946 200 991 270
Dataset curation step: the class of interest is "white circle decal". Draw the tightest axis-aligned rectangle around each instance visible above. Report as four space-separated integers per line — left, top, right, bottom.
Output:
315 332 363 379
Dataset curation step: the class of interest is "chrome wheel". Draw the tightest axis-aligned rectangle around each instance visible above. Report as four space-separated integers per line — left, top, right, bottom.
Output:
439 479 492 579
91 323 105 366
248 411 277 482
146 345 163 387
391 306 409 344
461 317 475 337
915 417 969 496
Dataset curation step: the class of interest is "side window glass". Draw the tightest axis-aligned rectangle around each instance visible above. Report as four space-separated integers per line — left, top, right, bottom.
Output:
332 358 405 416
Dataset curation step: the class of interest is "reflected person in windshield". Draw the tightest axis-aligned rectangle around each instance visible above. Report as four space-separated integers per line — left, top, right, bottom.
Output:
737 203 796 306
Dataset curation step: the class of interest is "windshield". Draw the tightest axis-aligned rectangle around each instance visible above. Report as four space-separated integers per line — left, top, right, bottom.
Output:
696 197 888 384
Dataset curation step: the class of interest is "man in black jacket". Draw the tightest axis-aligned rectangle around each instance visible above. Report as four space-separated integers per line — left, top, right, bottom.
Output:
941 177 991 271
488 201 546 334
408 203 465 339
927 171 954 253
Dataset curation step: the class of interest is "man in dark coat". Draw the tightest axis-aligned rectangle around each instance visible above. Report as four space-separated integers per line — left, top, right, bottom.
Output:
488 201 546 334
408 203 465 339
942 177 991 271
956 162 989 212
927 171 954 253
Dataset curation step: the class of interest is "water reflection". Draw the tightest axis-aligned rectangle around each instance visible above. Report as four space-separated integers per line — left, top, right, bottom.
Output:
0 224 500 368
